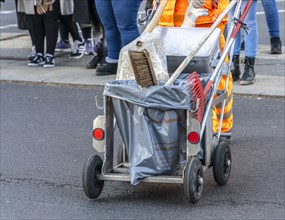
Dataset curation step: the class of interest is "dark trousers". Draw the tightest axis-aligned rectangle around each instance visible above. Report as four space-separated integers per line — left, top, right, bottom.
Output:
30 0 60 56
58 14 83 42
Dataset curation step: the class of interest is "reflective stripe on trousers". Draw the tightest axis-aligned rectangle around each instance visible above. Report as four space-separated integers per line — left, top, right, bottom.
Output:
212 73 233 133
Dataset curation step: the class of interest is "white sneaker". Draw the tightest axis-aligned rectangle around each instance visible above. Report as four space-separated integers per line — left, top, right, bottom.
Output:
70 40 85 59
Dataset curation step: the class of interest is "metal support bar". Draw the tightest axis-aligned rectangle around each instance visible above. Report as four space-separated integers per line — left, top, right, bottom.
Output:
100 173 184 184
213 91 228 106
103 96 114 174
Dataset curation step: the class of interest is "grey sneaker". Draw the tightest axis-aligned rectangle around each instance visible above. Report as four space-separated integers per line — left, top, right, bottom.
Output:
70 40 85 59
85 38 95 55
28 53 44 67
55 39 71 52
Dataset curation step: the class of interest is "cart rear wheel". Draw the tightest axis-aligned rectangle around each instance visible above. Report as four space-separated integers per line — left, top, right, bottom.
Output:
184 158 204 204
213 141 232 185
82 154 104 199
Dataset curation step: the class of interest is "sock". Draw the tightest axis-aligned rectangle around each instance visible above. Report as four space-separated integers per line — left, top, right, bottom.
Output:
106 56 118 63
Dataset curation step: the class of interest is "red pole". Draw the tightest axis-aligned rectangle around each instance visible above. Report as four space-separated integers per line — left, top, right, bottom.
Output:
231 0 254 39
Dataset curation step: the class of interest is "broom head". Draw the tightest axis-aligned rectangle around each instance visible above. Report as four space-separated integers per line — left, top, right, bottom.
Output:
129 49 157 87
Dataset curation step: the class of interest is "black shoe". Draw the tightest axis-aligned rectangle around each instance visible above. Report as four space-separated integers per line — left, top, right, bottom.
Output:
86 55 103 69
271 37 282 54
95 59 117 76
44 54 55 68
231 55 241 82
28 53 44 67
240 57 255 85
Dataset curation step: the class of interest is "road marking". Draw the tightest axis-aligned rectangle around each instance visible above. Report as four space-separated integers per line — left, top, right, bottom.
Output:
0 24 18 29
257 10 285 15
0 10 16 15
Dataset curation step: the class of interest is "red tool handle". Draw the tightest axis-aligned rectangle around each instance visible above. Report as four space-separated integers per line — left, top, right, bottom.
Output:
203 0 254 97
231 0 254 39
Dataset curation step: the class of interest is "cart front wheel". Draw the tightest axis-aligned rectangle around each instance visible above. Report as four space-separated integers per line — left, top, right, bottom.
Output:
213 141 232 185
184 158 204 204
82 154 104 199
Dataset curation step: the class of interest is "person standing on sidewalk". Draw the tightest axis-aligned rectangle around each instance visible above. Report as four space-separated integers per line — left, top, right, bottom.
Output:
261 0 282 54
55 0 104 62
0 0 4 8
55 21 87 58
18 0 60 68
59 8 85 59
15 0 37 63
228 0 258 85
94 0 141 76
72 0 106 65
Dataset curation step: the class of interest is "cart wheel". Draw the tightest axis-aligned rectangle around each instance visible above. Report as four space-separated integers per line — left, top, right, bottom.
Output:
82 154 104 199
117 143 128 164
184 158 204 204
213 141 232 185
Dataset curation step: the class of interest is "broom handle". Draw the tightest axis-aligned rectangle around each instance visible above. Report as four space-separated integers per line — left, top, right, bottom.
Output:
144 0 168 33
165 0 238 86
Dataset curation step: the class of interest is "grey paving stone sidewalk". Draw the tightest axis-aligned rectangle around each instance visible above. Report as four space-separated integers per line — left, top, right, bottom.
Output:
0 33 284 97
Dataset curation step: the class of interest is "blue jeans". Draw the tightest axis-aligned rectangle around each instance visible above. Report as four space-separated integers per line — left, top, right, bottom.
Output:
228 0 258 57
95 0 141 60
261 0 280 38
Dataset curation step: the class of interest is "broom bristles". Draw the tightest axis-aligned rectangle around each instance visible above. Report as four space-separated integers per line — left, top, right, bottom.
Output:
129 49 157 87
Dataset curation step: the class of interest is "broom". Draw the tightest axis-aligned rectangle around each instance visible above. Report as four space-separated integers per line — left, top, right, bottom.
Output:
128 0 168 87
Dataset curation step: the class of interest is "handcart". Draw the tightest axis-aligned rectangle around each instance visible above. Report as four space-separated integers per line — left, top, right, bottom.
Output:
82 0 253 204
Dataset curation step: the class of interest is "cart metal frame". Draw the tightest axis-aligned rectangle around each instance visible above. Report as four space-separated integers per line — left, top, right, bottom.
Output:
83 0 254 204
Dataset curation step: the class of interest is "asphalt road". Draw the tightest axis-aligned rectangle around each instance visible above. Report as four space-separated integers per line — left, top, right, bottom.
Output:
1 82 284 219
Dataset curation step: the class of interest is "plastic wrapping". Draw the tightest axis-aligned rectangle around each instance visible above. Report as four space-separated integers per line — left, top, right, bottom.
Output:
104 80 192 110
103 78 210 185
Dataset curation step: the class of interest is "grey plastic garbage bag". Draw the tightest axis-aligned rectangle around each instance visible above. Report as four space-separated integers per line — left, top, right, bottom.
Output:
113 99 182 185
